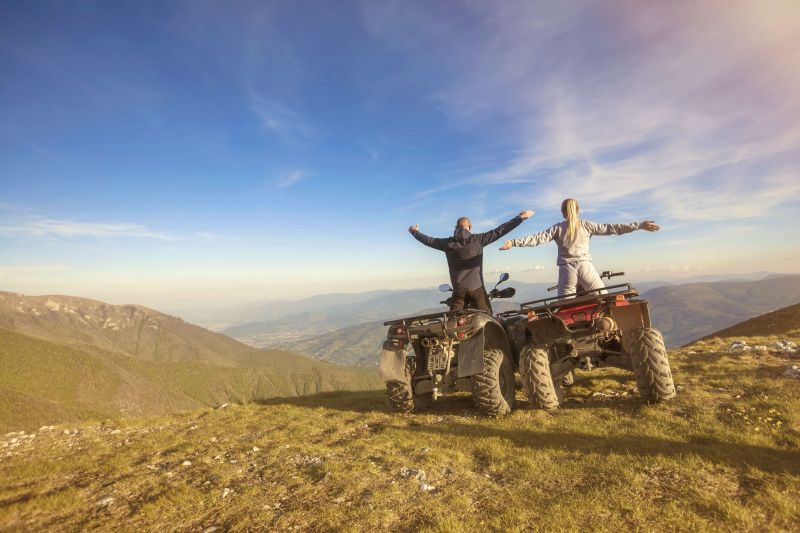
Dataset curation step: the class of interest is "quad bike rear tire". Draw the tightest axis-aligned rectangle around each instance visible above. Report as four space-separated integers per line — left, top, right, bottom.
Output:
520 345 562 409
472 348 515 416
385 358 414 412
386 356 434 412
625 327 676 402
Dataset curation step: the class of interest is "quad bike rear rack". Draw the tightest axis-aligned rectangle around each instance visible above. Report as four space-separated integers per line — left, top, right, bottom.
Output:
517 284 641 329
384 309 490 341
383 308 479 326
520 283 636 311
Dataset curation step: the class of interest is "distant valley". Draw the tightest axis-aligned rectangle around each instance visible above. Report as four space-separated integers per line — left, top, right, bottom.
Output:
221 274 800 365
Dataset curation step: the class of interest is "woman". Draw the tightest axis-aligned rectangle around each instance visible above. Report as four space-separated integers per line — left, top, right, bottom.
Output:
499 198 659 297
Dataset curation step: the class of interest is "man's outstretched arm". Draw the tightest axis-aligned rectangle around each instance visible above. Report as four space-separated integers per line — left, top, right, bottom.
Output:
477 210 534 246
408 225 449 251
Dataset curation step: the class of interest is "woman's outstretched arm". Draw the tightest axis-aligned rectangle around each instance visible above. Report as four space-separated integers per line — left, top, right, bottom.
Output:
499 224 559 250
584 220 659 236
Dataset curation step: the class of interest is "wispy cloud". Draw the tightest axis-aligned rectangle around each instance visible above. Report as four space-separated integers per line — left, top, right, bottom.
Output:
367 1 800 222
274 170 307 189
247 88 311 139
0 218 175 240
522 265 546 272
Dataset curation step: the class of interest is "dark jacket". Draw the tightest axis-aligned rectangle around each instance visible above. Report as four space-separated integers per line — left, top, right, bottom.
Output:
412 216 523 291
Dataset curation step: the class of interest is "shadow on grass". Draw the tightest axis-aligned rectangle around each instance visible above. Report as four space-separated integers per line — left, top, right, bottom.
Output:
257 389 481 416
398 422 800 475
256 390 387 413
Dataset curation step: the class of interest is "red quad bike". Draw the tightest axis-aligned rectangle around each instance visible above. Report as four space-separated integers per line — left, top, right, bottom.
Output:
379 273 517 416
501 271 676 409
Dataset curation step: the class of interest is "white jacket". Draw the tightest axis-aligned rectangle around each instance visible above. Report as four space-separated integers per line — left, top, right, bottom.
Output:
512 220 642 265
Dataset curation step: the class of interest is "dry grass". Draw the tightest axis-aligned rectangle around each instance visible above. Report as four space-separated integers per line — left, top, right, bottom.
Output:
1 336 799 532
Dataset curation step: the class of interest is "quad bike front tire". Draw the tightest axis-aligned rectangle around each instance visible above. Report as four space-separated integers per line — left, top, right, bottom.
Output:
520 345 562 409
472 348 515 416
625 327 676 402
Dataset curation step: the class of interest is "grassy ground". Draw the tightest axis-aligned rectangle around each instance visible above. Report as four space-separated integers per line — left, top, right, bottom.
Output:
1 337 799 532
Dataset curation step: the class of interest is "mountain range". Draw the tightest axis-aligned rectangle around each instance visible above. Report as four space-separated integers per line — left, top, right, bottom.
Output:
0 291 378 432
228 275 800 365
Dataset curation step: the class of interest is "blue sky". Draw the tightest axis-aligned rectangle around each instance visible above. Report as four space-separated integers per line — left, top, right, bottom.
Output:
1 0 799 309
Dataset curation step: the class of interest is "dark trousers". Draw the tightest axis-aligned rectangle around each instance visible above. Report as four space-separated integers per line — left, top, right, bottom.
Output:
449 287 492 314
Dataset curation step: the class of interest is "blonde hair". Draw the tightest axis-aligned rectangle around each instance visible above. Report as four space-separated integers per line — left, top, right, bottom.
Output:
561 198 580 243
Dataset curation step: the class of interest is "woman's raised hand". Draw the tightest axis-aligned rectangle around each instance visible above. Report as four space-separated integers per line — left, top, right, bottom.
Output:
641 220 660 232
499 240 513 250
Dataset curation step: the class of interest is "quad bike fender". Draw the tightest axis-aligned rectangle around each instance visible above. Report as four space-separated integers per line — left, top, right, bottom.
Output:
379 341 408 382
608 300 651 330
457 330 485 377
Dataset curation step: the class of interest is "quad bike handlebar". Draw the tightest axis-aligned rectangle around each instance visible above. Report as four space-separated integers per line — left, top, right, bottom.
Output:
437 273 514 307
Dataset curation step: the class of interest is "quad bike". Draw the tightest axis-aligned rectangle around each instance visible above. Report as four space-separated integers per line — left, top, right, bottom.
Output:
379 274 518 416
501 270 676 409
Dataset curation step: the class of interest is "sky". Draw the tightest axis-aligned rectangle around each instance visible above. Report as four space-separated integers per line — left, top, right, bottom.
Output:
1 0 799 310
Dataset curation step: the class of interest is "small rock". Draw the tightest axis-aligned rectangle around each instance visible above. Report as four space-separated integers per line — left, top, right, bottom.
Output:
782 365 800 379
399 467 424 479
333 496 346 504
96 497 114 507
203 527 219 533
687 350 696 355
252 446 260 452
222 488 233 499
210 437 218 443
218 403 230 409
10 438 18 444
419 482 436 492
182 460 192 466
110 429 121 435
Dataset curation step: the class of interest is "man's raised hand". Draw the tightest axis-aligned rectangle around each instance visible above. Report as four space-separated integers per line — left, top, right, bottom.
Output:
408 224 419 234
642 220 660 232
519 210 534 220
499 240 513 250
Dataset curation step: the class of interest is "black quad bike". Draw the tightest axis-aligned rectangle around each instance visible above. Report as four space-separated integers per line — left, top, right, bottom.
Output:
379 274 517 416
501 271 676 409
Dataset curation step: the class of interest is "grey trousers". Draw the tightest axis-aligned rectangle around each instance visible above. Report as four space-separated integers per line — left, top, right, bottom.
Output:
558 261 607 297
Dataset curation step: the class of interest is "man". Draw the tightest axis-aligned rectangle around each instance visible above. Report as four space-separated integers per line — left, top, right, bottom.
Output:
409 210 534 313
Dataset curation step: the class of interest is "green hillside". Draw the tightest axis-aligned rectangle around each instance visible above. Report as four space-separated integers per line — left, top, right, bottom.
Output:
2 331 799 531
644 275 800 346
0 327 379 433
694 302 800 342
